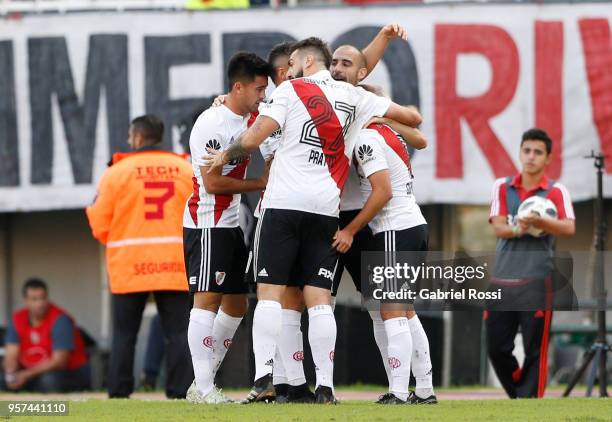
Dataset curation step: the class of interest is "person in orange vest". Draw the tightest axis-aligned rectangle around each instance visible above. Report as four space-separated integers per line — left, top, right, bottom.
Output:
86 115 194 399
1 279 90 392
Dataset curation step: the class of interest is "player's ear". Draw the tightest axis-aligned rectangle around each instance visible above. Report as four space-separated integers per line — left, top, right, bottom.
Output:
357 67 368 82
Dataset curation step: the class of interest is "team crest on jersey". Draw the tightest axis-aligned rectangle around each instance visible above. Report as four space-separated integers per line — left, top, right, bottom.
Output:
206 139 221 150
357 144 374 163
215 271 226 285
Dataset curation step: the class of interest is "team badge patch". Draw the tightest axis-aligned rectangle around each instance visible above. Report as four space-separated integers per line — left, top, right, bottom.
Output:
215 271 226 285
388 357 401 369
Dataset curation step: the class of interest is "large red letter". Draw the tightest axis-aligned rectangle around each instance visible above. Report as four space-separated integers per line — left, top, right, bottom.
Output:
435 24 519 178
579 18 612 173
535 21 564 180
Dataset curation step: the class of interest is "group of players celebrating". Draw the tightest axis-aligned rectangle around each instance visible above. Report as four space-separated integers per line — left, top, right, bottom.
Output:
182 24 437 405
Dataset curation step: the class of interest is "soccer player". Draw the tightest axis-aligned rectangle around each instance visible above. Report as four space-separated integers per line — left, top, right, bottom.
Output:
330 45 437 405
183 52 272 404
206 37 421 404
488 128 575 398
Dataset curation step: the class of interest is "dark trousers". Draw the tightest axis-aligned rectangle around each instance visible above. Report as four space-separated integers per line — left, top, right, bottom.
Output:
108 291 192 398
143 314 165 380
486 308 552 398
0 364 90 393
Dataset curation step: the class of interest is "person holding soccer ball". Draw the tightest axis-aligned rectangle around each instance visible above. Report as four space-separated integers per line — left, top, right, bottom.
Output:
487 128 576 398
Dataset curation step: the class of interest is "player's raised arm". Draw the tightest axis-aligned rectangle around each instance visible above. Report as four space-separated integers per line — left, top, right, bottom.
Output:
362 23 408 77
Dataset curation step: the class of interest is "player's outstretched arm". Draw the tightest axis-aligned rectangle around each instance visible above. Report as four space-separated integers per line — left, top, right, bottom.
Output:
365 116 427 150
383 102 422 128
205 115 278 173
362 23 408 77
333 170 392 253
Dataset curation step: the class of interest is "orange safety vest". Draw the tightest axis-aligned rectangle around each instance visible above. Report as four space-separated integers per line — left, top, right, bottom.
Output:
86 149 193 294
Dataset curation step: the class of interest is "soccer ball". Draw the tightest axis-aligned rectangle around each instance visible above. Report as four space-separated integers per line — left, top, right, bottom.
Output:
517 196 558 237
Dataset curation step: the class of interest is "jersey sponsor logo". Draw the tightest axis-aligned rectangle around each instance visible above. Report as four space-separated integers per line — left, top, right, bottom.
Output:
189 276 197 285
357 144 375 164
203 336 213 349
223 338 232 349
293 351 305 362
206 139 222 150
318 268 334 280
215 271 226 285
265 358 274 366
258 268 268 277
388 357 401 369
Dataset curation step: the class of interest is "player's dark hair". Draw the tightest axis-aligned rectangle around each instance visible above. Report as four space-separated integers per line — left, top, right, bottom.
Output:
227 51 273 91
131 114 164 146
22 278 48 297
268 42 294 67
291 37 333 69
521 128 552 155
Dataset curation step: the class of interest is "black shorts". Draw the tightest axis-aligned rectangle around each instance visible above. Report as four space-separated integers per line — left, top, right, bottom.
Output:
183 227 249 294
331 209 373 296
370 224 428 302
244 217 258 285
254 209 339 290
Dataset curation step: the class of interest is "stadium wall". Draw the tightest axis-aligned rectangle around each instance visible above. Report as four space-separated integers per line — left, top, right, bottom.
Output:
1 4 612 213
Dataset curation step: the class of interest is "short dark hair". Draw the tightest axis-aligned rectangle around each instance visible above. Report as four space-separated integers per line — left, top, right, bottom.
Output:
268 42 294 67
521 128 552 155
291 37 333 69
22 278 47 297
227 51 273 91
131 115 164 146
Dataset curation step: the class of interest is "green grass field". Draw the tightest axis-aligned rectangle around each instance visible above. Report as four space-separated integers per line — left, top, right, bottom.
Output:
11 398 611 421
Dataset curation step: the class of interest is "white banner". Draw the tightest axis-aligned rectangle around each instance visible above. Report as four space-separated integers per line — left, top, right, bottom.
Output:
1 4 611 211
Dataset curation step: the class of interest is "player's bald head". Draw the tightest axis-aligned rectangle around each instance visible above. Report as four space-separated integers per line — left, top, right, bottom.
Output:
333 45 367 70
330 44 368 86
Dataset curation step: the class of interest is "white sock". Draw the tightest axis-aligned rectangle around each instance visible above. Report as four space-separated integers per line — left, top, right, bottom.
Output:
188 308 216 396
384 317 412 401
252 300 282 381
409 315 434 398
272 345 288 386
369 311 391 390
279 309 306 386
212 309 243 374
308 305 336 390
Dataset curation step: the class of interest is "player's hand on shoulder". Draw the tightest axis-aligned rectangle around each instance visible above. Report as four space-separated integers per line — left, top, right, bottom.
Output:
332 229 354 254
381 23 408 41
212 94 228 107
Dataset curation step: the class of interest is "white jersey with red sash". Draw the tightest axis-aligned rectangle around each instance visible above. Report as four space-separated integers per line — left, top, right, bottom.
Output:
257 70 390 217
183 105 249 229
354 124 426 234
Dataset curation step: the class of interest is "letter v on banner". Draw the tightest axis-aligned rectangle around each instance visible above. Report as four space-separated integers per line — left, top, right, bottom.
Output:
579 18 612 173
291 79 350 191
434 24 519 179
